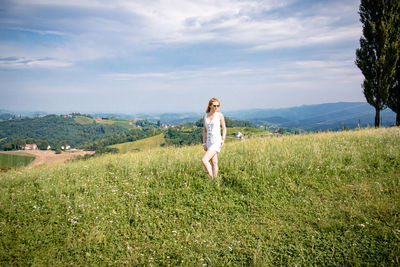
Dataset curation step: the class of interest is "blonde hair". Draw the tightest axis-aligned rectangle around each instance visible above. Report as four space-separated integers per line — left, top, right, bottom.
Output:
206 97 220 113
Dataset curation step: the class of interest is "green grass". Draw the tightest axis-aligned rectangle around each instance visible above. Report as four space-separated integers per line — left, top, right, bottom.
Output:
74 116 95 125
226 127 269 142
109 134 165 153
0 152 35 168
93 117 137 130
0 128 399 265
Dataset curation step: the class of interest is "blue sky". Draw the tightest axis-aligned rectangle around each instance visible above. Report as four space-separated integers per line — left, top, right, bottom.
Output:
0 0 363 113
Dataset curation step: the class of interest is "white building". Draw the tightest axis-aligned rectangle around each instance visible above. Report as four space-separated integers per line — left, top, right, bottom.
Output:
235 132 243 139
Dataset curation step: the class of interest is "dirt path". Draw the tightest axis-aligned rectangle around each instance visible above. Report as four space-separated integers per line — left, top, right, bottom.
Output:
10 150 95 168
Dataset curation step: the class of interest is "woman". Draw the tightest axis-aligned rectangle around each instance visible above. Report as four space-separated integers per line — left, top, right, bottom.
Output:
201 97 227 178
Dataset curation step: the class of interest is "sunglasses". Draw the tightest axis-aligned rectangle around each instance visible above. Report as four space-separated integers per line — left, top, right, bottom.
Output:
212 105 220 107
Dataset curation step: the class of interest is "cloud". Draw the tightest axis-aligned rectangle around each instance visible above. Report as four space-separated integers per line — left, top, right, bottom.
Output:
105 57 361 84
0 0 361 68
0 56 72 68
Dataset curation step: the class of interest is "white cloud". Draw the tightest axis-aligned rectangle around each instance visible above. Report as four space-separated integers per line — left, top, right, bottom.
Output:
0 56 72 69
0 0 361 67
105 57 361 84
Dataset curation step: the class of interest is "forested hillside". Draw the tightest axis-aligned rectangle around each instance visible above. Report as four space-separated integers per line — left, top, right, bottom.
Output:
0 115 158 150
0 113 261 152
225 102 397 130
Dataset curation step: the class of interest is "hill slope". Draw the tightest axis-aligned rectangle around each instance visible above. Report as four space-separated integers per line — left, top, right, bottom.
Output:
226 102 397 130
0 114 127 148
0 127 399 265
109 134 165 153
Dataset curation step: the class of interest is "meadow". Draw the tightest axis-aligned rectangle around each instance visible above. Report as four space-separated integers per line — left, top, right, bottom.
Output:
0 152 35 169
109 134 165 153
0 128 399 265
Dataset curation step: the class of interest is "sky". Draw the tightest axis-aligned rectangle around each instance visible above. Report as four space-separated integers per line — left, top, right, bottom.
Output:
0 0 364 113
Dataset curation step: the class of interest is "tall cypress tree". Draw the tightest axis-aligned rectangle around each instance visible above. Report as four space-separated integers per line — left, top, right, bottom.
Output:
355 0 399 127
388 56 400 126
387 1 400 126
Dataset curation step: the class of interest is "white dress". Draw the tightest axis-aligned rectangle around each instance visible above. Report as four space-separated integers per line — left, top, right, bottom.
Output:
204 112 223 153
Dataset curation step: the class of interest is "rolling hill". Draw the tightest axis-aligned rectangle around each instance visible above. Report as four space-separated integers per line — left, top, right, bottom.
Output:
225 102 397 130
109 134 165 153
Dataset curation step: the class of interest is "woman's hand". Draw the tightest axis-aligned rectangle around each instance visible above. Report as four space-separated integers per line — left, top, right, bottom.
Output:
202 143 207 151
220 140 225 148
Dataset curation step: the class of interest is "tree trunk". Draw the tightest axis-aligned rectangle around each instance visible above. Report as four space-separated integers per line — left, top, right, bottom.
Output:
396 112 400 126
375 107 380 128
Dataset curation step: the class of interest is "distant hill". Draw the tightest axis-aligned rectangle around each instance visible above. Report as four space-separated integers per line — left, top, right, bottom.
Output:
108 134 165 153
132 112 203 124
0 109 48 119
0 114 130 149
225 102 397 131
2 102 397 132
0 114 160 150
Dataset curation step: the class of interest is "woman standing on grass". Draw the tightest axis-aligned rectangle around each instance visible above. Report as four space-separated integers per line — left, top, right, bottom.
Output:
202 97 227 178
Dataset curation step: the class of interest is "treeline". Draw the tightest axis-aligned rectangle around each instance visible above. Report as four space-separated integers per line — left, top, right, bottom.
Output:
0 114 157 151
194 116 256 128
163 117 257 147
87 127 162 153
163 128 203 146
1 138 50 151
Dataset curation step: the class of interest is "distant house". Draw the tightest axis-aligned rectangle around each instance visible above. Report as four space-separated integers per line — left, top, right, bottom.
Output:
61 145 71 150
24 144 38 150
235 132 243 139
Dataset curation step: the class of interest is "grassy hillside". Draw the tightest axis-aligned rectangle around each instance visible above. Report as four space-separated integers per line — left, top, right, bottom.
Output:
75 115 136 130
74 116 95 125
226 127 270 142
109 134 165 153
0 128 399 265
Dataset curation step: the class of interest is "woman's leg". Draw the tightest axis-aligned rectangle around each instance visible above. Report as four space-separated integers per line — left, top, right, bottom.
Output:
202 149 218 178
211 153 218 177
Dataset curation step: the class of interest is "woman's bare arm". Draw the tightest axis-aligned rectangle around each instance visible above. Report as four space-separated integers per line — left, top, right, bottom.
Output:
220 114 226 142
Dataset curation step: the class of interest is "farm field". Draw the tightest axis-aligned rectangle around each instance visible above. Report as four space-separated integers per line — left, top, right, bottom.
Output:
74 115 137 130
0 152 35 169
0 127 399 265
0 150 95 169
